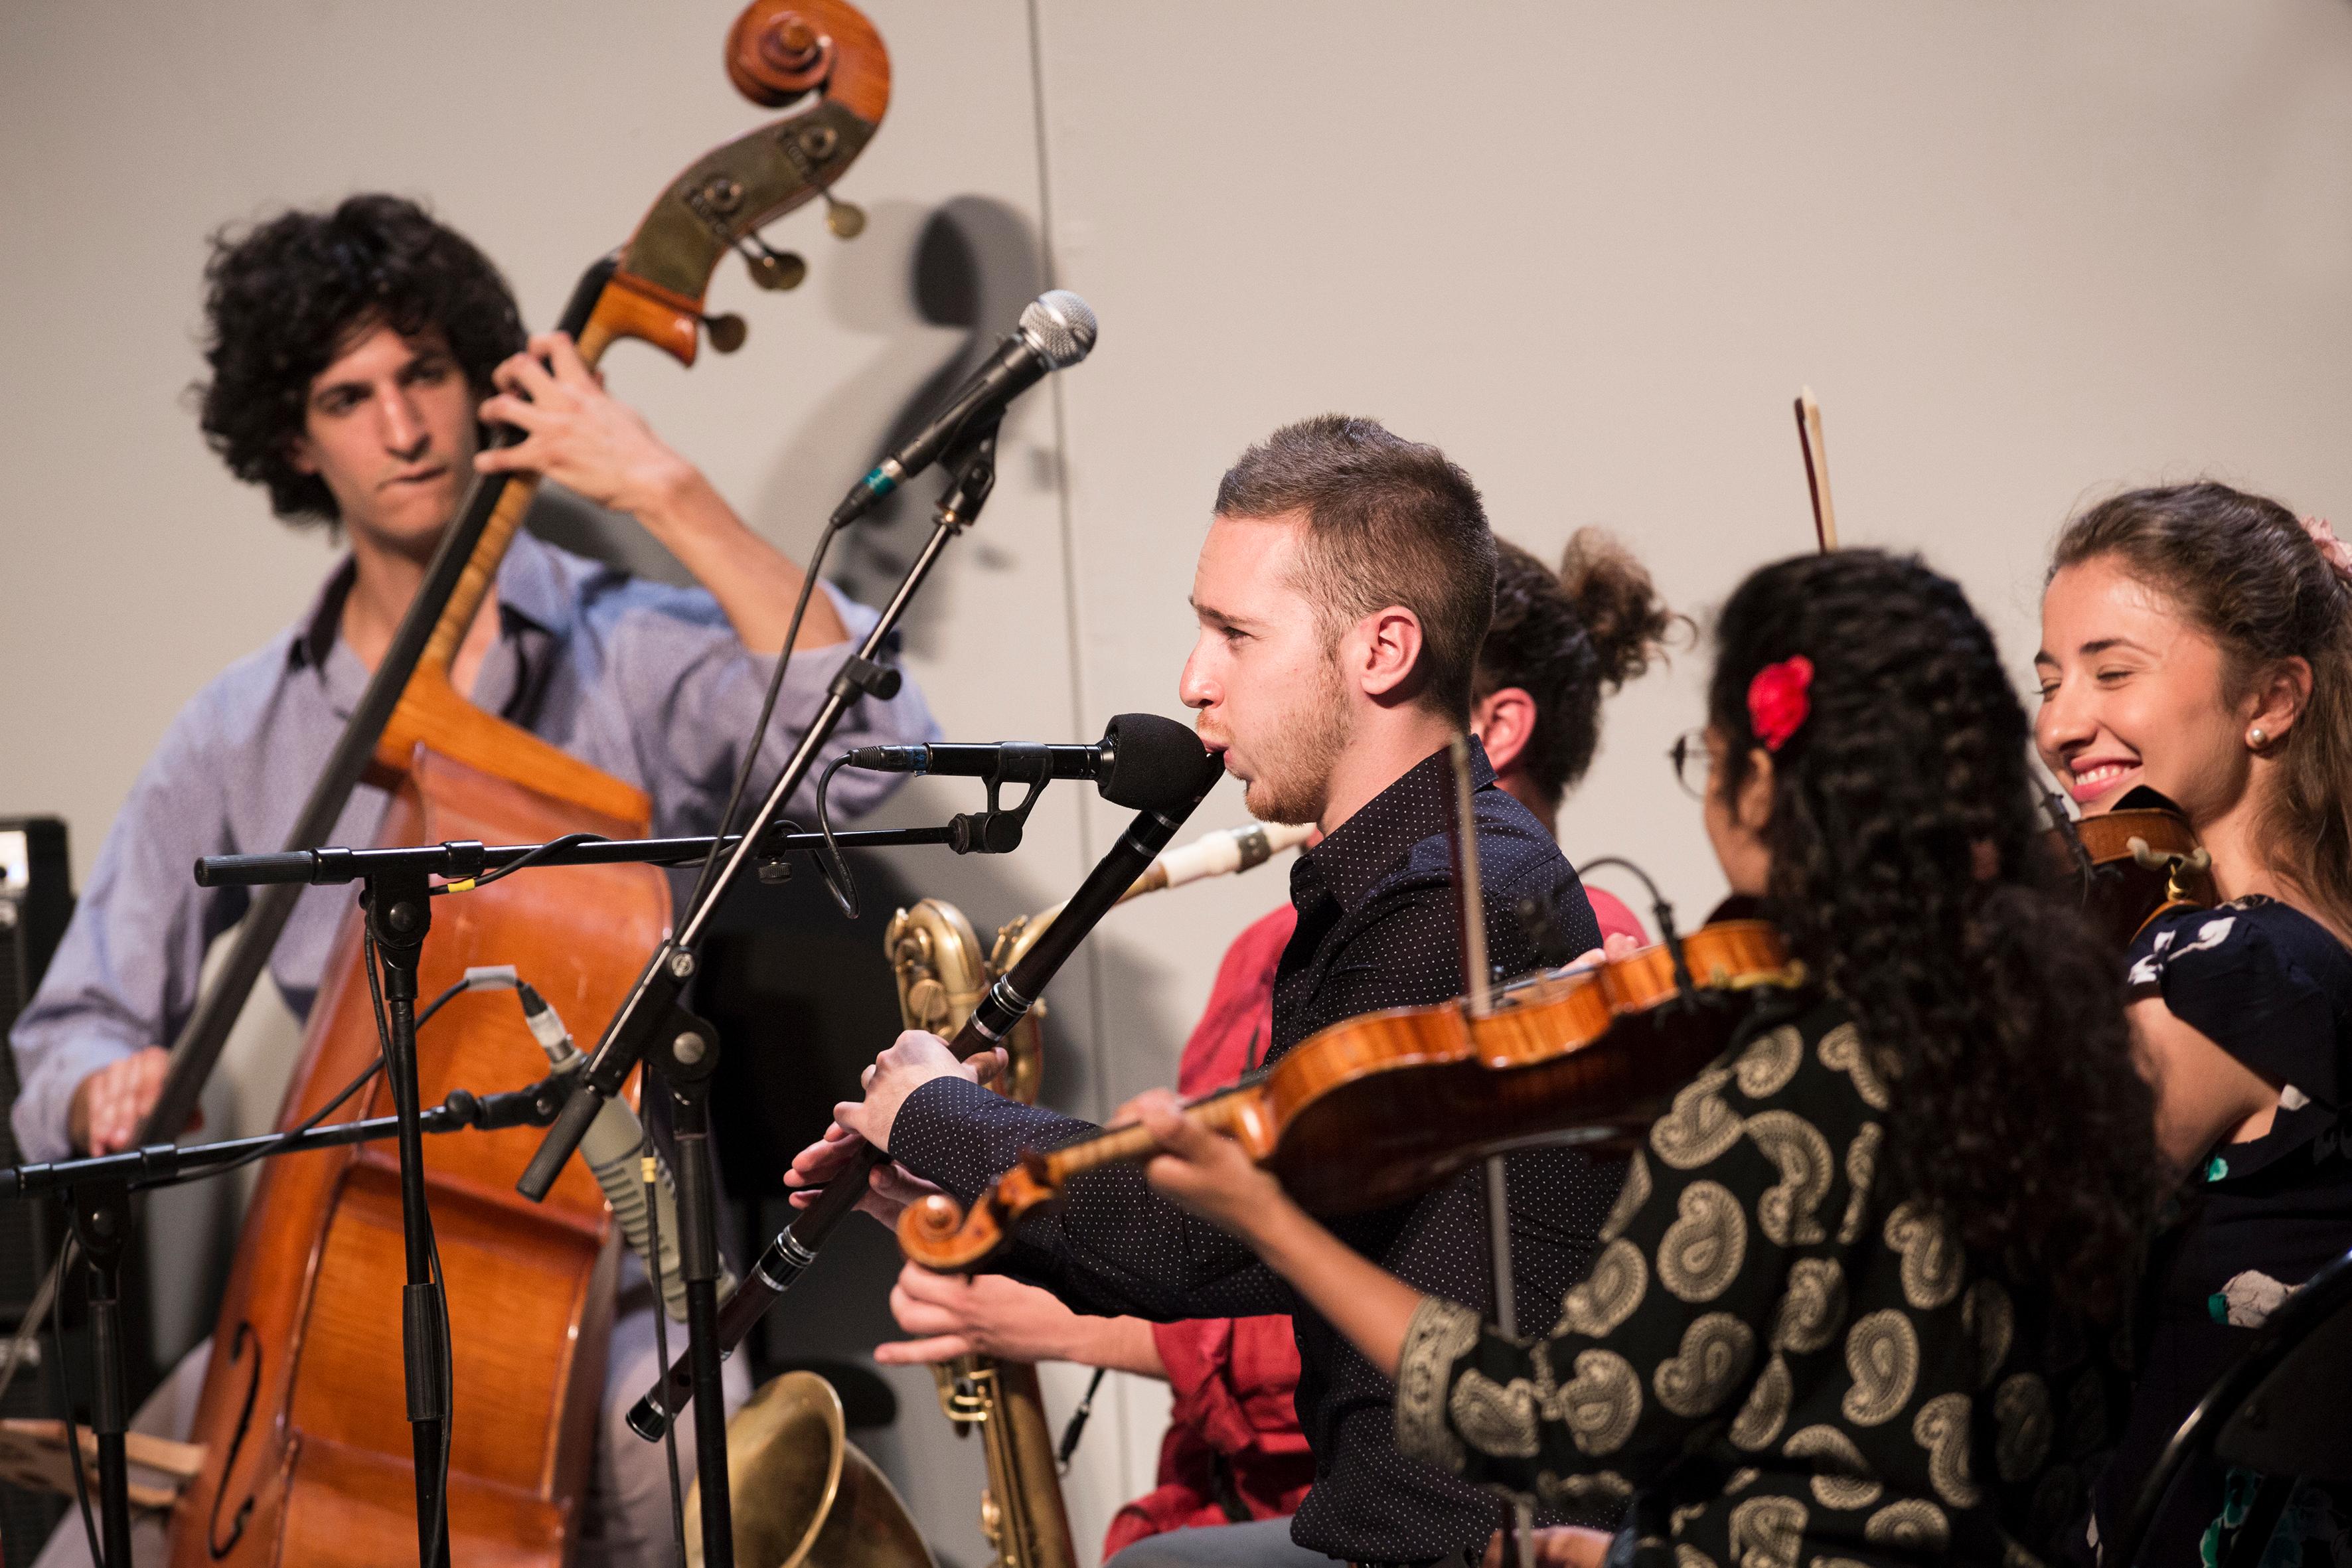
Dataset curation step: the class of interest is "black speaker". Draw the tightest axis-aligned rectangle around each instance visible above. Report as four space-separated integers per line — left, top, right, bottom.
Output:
1 817 74 1563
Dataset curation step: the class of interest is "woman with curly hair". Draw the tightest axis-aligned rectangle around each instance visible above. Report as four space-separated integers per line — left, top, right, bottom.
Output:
2036 483 2352 1567
1135 549 2165 1567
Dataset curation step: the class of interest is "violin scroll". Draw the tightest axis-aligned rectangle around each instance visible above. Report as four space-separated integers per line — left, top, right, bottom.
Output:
900 1165 1053 1273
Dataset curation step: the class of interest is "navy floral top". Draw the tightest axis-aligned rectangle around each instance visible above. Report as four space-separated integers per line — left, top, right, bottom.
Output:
2094 897 2352 1567
1391 991 2127 1567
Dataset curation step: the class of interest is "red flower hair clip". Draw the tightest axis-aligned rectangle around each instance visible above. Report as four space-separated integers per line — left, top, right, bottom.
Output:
1747 655 1814 752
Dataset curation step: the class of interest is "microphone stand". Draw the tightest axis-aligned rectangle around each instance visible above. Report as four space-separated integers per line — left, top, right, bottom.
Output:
362 863 452 1567
3 1057 573 1567
187 787 1038 1568
628 751 1223 1442
508 419 1006 1568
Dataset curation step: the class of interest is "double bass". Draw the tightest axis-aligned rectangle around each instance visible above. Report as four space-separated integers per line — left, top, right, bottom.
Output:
169 7 890 1563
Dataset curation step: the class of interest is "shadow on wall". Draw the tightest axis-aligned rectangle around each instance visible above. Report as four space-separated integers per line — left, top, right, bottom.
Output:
770 194 1049 659
522 195 1193 1563
529 194 1048 615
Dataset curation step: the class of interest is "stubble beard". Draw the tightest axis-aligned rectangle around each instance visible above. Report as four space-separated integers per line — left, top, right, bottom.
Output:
1242 655 1352 826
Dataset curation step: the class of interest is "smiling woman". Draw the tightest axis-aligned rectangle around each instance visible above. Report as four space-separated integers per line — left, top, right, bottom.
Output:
2035 482 2352 1568
2036 483 2352 938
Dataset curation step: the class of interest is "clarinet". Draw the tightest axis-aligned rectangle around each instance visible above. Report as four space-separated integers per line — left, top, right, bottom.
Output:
628 759 1225 1441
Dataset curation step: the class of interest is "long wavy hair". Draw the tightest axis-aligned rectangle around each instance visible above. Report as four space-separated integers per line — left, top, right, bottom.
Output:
2052 482 2352 937
1711 550 2161 1320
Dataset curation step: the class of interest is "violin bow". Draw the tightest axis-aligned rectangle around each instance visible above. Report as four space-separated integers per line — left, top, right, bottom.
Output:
1446 734 1534 1568
1794 386 1838 553
1446 732 1494 1018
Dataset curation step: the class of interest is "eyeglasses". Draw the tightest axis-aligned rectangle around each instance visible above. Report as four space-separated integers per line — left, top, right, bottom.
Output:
1668 728 1712 802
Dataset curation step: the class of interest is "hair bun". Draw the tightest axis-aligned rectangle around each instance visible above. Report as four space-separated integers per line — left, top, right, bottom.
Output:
1557 526 1686 690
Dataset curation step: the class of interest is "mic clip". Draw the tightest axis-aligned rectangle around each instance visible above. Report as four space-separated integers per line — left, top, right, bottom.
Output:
829 653 902 706
948 749 1051 855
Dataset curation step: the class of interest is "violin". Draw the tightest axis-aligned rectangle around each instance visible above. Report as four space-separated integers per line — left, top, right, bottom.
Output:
898 918 1804 1273
2043 786 2218 946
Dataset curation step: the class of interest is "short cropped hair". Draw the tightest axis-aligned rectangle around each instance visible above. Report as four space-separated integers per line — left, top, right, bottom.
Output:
1214 415 1496 718
195 194 526 525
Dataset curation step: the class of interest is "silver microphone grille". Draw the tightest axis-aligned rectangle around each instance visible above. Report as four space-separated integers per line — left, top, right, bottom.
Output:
1018 289 1099 368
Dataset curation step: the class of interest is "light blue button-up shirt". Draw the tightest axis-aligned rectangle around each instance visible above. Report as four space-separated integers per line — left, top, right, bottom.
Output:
10 530 938 1162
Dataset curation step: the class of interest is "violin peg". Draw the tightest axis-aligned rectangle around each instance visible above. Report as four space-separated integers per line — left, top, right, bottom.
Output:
700 312 747 354
823 193 866 239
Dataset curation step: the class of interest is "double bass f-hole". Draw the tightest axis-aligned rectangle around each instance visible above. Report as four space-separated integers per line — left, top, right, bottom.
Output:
206 1323 262 1561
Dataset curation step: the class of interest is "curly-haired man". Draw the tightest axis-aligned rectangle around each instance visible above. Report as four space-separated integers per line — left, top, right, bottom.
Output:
11 193 937 1568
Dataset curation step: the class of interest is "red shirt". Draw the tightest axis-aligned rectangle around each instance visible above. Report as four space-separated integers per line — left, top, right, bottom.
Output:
1102 887 1644 1556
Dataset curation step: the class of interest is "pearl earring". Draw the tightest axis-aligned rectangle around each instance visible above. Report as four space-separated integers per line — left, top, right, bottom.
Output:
2249 726 2269 748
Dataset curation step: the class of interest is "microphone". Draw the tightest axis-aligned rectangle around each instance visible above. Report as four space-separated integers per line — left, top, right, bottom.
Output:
456 968 736 1321
627 732 1227 1441
830 290 1098 528
845 713 1208 812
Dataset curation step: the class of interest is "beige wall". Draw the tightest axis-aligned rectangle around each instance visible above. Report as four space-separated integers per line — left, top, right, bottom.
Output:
7 1 2352 1561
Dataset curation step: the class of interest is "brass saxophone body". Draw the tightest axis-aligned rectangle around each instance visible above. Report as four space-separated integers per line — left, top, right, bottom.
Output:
883 821 1312 1568
887 899 1075 1568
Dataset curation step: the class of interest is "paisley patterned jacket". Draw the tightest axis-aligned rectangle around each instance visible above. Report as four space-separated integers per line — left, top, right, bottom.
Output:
1391 991 2128 1567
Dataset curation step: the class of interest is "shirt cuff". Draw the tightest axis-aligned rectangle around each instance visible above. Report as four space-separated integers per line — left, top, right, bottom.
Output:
9 1032 141 1166
889 1075 1090 1203
1392 1294 1484 1476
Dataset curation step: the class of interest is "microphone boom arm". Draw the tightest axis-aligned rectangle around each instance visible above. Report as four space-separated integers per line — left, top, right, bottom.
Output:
626 769 1223 1441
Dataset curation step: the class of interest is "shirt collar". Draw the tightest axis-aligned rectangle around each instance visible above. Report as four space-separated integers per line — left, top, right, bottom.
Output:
291 554 358 672
286 528 576 673
1294 736 1498 914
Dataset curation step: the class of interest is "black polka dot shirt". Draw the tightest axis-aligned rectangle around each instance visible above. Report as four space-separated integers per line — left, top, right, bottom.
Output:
890 739 1625 1564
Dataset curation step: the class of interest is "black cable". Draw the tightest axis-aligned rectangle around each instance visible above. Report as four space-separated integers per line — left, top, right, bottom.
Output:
643 1127 689 1561
184 968 477 1188
811 753 862 919
460 832 611 893
426 1221 453 1568
684 522 842 921
412 977 471 1032
1056 1366 1107 1473
47 1233 102 1568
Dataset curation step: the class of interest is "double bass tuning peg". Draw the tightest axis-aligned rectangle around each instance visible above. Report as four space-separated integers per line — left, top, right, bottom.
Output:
823 191 865 240
699 311 747 354
734 233 807 291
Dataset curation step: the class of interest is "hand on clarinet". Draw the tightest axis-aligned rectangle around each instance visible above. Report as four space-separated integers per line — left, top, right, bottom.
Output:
877 1263 1084 1365
1563 930 1645 974
782 1030 1006 1225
